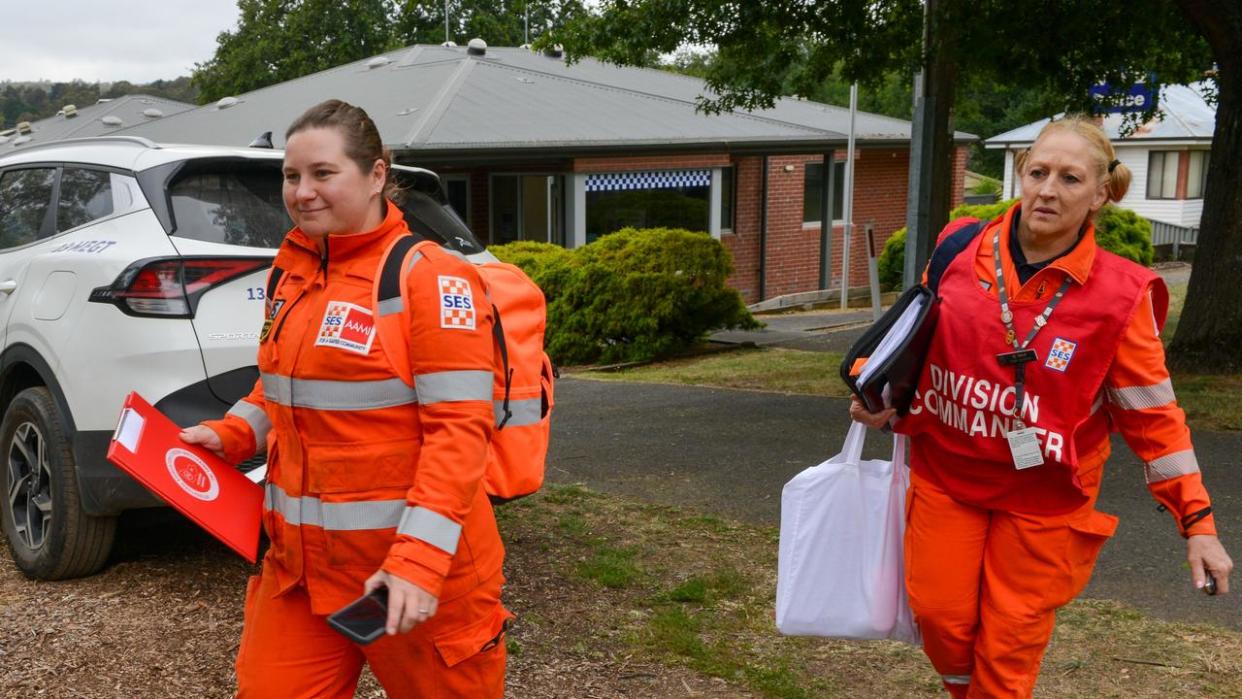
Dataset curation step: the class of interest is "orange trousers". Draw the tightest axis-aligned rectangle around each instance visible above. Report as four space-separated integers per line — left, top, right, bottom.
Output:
235 562 511 699
905 468 1117 698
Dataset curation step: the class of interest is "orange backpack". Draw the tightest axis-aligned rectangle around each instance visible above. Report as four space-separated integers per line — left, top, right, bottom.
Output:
373 235 554 502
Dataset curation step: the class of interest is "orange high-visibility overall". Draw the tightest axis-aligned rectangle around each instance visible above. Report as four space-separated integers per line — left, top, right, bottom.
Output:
897 204 1217 698
204 202 511 698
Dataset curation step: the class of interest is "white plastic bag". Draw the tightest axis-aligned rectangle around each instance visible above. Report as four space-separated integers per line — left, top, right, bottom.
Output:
775 422 919 643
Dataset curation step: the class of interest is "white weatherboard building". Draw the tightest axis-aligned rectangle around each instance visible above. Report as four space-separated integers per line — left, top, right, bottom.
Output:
985 83 1214 231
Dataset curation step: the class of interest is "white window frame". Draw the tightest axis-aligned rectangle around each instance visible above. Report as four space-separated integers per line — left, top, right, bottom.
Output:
801 160 845 229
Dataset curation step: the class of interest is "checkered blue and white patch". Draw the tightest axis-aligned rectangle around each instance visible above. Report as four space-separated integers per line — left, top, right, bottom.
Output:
585 170 711 192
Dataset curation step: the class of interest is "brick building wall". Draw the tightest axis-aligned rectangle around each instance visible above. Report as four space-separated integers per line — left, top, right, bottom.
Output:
426 146 969 304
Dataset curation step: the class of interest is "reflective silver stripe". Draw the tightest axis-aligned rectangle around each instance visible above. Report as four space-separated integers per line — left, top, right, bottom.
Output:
1145 449 1200 483
496 398 542 427
377 252 425 317
227 400 271 443
265 483 406 531
942 674 971 685
378 296 404 317
397 506 461 555
261 372 417 410
415 370 493 404
1107 379 1177 410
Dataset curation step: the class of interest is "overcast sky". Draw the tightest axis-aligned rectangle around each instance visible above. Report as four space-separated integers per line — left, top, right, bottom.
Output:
0 1 242 83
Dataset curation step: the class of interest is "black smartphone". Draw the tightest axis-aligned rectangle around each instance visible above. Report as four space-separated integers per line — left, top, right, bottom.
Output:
327 587 389 645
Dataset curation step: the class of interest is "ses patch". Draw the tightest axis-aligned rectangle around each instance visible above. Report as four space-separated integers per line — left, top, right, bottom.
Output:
315 301 375 355
1045 337 1077 372
439 275 476 330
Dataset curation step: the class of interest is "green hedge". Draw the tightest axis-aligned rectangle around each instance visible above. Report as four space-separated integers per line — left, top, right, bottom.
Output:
877 199 1154 288
491 228 759 366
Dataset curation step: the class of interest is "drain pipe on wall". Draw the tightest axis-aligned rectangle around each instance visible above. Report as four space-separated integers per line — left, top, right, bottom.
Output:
758 155 770 301
838 83 858 309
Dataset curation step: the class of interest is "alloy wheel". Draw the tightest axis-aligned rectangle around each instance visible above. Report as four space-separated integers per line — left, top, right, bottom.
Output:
6 421 52 551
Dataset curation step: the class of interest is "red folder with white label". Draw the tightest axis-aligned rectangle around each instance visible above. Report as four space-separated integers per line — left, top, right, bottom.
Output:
107 392 263 563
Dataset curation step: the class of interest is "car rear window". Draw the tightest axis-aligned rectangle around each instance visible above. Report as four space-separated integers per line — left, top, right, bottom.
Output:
168 164 290 248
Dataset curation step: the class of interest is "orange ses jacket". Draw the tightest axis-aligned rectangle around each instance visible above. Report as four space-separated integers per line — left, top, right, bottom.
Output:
204 202 503 614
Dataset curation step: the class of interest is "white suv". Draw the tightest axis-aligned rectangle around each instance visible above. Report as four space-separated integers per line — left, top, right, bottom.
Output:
0 136 483 580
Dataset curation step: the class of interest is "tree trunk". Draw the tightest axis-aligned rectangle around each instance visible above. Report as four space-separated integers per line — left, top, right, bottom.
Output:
1169 0 1242 372
903 0 959 285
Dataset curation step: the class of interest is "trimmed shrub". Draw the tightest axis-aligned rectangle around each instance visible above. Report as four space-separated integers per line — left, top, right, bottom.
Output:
1093 204 1154 266
878 227 906 289
491 228 759 366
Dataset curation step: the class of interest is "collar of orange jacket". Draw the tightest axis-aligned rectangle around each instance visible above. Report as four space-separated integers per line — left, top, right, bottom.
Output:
283 199 407 263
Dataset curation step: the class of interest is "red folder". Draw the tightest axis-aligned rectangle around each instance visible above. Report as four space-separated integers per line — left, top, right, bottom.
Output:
107 392 263 563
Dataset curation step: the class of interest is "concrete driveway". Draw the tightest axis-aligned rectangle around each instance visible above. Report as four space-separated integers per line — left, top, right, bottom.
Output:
547 377 1242 630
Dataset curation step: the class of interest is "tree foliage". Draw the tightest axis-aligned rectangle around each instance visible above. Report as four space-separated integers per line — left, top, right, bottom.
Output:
194 0 587 103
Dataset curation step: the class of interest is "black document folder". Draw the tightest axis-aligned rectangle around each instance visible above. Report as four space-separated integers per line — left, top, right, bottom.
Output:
839 284 938 415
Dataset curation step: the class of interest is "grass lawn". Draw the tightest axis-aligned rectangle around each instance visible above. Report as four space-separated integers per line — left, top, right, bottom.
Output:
499 484 1242 698
577 281 1242 432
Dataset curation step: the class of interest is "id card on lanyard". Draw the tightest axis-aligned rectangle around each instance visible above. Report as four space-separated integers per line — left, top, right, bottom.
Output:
992 230 1073 470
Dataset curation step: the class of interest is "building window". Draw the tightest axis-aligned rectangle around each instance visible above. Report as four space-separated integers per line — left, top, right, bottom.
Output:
491 174 563 245
1186 151 1210 199
584 169 710 243
720 166 735 232
443 175 470 226
803 160 845 225
1146 151 1179 199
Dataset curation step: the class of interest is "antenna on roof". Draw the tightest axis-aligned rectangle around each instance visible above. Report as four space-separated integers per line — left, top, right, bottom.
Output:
249 131 274 149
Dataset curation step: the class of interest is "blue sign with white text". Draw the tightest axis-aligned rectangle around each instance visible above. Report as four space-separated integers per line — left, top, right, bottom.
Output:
1089 83 1155 114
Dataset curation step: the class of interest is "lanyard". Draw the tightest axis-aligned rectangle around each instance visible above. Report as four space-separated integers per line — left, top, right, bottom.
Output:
992 229 1072 429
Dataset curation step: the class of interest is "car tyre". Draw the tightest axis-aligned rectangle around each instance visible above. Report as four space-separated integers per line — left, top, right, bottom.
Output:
1 387 116 579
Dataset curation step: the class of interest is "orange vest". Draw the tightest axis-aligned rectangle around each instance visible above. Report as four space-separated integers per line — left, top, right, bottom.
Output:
897 218 1166 515
207 202 502 614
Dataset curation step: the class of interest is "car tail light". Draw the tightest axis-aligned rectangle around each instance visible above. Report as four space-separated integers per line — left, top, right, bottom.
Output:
90 257 272 318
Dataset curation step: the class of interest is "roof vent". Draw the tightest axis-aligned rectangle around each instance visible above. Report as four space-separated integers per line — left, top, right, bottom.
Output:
143 108 164 118
101 116 123 127
63 104 78 118
519 43 531 51
13 135 32 146
543 44 564 59
467 38 487 56
0 135 10 145
217 96 240 110
441 40 457 48
397 107 420 116
96 98 112 104
367 56 391 69
16 122 32 135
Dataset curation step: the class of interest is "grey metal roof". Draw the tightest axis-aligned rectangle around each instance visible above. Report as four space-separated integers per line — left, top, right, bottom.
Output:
1 95 194 150
115 44 973 156
985 83 1215 147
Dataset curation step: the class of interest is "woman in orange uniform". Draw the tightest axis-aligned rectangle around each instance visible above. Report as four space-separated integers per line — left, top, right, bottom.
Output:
180 100 511 698
852 116 1232 698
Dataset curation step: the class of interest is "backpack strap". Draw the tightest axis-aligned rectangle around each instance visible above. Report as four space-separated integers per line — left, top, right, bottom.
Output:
375 234 515 429
265 265 285 300
491 302 513 429
926 220 985 294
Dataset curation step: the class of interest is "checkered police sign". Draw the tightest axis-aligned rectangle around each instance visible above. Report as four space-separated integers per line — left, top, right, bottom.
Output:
585 170 711 192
